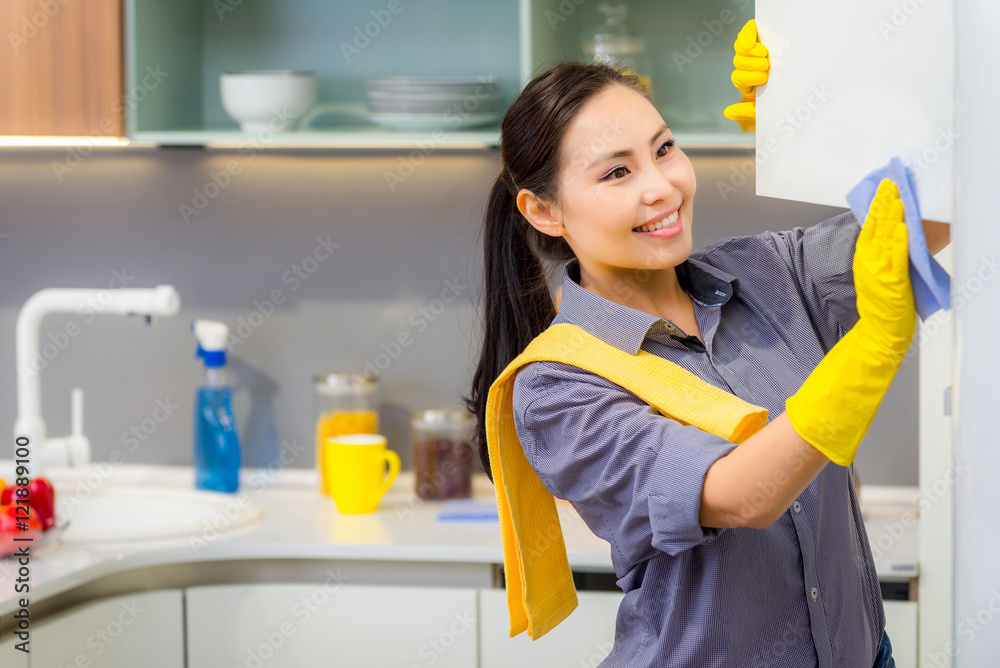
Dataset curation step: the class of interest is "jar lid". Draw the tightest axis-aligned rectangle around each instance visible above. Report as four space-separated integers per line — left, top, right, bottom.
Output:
411 409 475 428
313 373 378 396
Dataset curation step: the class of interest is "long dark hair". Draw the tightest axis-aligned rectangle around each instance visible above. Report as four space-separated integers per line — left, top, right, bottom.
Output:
463 61 652 481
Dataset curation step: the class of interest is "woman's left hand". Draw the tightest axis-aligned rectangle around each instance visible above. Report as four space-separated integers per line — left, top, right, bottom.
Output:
724 19 770 131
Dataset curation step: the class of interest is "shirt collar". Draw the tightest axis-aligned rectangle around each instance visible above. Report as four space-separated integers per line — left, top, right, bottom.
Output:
554 258 738 356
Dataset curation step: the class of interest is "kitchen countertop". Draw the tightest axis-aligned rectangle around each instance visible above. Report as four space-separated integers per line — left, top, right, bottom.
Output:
0 461 919 617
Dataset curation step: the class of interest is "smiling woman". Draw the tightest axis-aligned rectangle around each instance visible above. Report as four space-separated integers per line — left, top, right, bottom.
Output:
464 60 916 667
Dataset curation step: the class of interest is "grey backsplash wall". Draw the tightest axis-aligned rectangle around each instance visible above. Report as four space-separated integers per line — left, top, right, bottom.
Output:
0 148 918 485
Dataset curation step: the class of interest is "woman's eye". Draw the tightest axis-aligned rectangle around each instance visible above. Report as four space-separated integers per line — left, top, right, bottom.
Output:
657 139 676 157
608 166 628 179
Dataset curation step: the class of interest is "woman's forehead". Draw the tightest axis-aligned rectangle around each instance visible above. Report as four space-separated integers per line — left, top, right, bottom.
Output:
561 89 665 171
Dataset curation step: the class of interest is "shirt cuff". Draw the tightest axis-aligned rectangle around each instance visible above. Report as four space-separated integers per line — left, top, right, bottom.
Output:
648 424 737 556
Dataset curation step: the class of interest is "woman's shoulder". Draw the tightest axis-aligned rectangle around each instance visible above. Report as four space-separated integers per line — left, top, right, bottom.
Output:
510 359 631 417
690 210 859 274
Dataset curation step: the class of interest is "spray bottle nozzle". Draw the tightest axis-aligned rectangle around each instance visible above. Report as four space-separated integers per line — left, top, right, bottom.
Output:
192 320 230 367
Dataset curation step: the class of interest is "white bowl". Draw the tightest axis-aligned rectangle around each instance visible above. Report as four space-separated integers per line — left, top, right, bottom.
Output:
220 70 316 134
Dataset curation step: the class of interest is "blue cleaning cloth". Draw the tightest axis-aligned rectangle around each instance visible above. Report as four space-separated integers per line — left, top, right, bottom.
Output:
845 156 950 319
436 499 499 522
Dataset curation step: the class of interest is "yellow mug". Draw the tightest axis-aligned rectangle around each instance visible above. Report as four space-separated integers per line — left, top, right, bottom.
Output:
325 434 400 514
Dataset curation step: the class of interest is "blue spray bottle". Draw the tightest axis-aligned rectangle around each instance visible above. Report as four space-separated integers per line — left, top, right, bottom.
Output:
191 320 241 493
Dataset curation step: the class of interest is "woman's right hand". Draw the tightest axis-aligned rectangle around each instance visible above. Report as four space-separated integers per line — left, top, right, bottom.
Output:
853 179 917 355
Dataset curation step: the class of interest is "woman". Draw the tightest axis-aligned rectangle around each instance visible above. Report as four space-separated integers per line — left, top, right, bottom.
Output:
464 50 945 668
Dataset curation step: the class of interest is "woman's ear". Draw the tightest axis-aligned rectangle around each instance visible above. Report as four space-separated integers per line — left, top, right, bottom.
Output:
517 190 565 238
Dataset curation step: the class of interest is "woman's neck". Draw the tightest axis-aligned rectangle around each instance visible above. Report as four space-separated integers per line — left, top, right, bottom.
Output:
577 261 695 329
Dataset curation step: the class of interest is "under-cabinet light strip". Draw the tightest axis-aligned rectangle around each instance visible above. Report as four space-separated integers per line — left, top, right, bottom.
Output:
0 136 131 148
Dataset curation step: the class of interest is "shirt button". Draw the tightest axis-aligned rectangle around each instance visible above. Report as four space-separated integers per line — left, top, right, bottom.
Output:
793 501 802 513
811 587 819 601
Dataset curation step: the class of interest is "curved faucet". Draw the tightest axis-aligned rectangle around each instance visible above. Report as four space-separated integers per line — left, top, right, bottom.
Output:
13 286 181 478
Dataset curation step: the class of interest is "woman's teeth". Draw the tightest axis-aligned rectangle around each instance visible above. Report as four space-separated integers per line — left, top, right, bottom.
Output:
633 210 679 233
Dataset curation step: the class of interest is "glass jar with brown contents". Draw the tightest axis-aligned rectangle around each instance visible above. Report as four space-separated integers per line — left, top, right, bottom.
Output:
411 409 475 500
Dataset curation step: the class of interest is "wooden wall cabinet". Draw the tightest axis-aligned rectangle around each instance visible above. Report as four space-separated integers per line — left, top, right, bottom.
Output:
0 0 123 136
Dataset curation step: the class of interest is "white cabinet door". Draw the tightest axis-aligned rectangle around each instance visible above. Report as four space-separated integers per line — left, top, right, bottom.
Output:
31 590 184 668
0 634 28 668
884 600 918 668
480 588 624 668
186 583 477 668
755 0 954 223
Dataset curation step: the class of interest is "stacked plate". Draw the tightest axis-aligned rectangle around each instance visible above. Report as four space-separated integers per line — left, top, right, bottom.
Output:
365 76 502 131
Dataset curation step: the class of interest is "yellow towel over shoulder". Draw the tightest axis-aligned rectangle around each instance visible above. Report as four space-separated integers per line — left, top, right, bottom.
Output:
485 322 768 640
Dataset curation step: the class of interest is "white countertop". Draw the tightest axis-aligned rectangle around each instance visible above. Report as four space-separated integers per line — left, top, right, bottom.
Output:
0 461 919 616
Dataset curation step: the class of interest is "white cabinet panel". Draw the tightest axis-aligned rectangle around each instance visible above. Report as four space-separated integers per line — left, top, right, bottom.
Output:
884 600 918 668
31 590 184 668
0 634 28 668
755 0 954 223
186 583 477 668
480 588 623 668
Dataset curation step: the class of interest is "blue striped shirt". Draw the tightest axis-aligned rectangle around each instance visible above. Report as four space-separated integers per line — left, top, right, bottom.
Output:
511 212 884 667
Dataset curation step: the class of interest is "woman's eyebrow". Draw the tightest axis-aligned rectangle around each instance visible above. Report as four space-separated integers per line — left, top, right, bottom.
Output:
586 122 670 170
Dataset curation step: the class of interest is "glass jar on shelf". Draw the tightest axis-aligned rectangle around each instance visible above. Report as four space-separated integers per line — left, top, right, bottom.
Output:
314 373 379 496
411 409 476 500
580 2 653 96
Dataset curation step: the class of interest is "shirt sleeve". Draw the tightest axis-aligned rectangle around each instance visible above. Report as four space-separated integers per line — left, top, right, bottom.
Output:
511 360 738 568
755 211 862 351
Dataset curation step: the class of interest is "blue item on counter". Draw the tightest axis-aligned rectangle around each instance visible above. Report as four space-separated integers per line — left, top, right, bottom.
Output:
845 156 951 319
436 500 499 522
194 386 241 493
192 320 241 493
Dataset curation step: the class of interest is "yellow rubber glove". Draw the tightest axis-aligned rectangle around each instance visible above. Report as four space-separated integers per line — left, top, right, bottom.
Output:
723 19 769 132
785 179 916 466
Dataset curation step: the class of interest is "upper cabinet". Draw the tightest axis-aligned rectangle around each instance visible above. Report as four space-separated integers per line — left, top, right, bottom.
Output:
0 0 123 136
126 0 754 148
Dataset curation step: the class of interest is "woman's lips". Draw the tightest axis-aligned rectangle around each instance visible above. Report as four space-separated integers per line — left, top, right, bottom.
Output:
633 211 683 238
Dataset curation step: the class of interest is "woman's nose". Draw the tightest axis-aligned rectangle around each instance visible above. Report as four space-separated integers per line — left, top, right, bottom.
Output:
640 164 676 204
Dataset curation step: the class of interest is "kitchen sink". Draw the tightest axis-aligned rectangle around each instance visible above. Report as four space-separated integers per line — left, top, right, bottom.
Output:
54 486 261 543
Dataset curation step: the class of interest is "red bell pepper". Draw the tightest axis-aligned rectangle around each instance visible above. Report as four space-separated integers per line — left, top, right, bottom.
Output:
27 477 57 531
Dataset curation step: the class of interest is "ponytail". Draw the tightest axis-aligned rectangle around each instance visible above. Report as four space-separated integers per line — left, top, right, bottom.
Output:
464 176 562 480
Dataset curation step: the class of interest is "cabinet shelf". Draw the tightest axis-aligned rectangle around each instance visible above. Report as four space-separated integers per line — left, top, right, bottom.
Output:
129 129 752 151
126 0 753 149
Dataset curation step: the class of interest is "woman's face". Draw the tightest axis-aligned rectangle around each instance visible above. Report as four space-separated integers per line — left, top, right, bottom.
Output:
533 83 697 286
